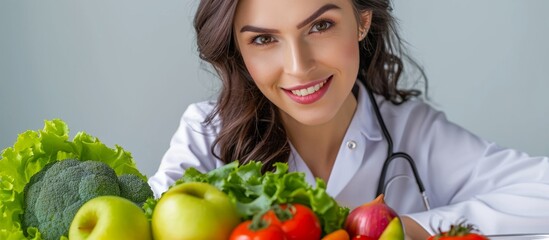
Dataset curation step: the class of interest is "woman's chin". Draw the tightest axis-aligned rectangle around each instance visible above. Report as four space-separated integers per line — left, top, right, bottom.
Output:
282 109 340 128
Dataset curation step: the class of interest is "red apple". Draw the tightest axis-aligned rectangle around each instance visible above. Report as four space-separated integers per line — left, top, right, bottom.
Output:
344 194 402 239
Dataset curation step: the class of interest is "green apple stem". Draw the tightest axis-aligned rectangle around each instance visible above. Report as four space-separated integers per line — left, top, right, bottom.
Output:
78 216 97 237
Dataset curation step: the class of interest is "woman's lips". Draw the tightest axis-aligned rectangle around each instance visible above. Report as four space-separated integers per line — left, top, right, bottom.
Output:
283 75 333 104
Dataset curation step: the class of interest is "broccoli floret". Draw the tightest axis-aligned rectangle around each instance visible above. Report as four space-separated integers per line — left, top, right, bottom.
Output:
21 159 152 240
78 161 121 198
22 161 54 231
118 174 154 206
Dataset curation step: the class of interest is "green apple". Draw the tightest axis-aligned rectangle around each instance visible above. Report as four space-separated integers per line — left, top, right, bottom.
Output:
152 182 240 240
69 195 152 240
379 217 404 240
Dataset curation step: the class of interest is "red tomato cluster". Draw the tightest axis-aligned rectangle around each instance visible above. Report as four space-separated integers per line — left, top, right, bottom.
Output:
229 203 322 240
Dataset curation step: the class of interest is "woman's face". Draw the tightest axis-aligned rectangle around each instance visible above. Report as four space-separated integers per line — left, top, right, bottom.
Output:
234 0 370 126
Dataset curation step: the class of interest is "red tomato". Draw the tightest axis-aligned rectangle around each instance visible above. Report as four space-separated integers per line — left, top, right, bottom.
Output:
428 221 488 240
229 220 288 240
262 203 322 240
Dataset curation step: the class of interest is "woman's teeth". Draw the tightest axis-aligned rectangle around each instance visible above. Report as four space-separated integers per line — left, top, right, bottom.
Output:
291 80 326 97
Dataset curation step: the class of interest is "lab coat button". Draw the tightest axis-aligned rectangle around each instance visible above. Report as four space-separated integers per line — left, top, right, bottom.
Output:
347 140 357 149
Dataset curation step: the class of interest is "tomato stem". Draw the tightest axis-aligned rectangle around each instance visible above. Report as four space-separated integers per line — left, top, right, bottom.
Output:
431 219 485 239
272 204 294 222
249 208 271 231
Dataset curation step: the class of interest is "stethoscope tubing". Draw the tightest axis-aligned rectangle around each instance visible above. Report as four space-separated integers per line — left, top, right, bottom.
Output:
365 85 431 210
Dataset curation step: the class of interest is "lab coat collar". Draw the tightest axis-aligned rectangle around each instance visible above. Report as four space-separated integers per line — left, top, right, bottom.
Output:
355 81 383 141
323 81 383 197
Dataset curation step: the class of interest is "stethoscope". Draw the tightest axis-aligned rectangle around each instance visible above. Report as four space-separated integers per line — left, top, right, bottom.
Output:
364 85 432 211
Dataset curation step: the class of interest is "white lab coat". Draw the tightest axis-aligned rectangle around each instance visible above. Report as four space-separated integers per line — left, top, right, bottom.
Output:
148 82 549 235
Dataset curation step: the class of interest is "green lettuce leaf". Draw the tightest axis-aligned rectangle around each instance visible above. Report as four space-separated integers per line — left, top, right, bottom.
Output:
154 161 350 235
0 119 146 239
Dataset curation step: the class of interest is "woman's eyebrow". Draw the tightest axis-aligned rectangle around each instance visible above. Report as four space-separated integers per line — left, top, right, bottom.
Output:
240 25 279 34
239 3 341 34
296 3 341 29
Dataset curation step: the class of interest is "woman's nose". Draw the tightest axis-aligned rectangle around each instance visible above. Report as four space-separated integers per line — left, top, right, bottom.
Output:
284 39 315 77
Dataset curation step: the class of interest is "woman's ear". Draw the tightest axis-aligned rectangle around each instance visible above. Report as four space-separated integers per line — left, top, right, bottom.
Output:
358 10 373 41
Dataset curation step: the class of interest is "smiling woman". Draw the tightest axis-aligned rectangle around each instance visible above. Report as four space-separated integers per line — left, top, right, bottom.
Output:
1 0 548 240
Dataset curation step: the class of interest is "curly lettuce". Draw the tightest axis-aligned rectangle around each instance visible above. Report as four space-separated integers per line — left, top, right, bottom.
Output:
0 119 146 240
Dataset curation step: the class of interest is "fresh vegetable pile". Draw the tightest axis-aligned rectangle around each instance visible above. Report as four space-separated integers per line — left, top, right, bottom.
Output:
0 119 151 240
145 160 350 237
145 161 408 240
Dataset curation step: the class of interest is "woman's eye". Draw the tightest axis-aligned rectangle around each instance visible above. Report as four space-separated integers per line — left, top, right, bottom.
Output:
251 35 275 45
310 20 333 33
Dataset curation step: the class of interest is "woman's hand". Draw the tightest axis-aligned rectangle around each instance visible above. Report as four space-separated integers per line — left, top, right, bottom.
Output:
402 216 430 240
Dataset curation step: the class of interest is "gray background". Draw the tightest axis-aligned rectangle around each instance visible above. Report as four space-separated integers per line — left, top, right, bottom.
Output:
1 1 548 178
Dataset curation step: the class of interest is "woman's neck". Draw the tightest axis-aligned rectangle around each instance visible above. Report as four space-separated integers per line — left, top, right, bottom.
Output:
281 93 357 182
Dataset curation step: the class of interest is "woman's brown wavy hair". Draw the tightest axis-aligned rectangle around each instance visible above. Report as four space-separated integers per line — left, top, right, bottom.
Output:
194 0 425 172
